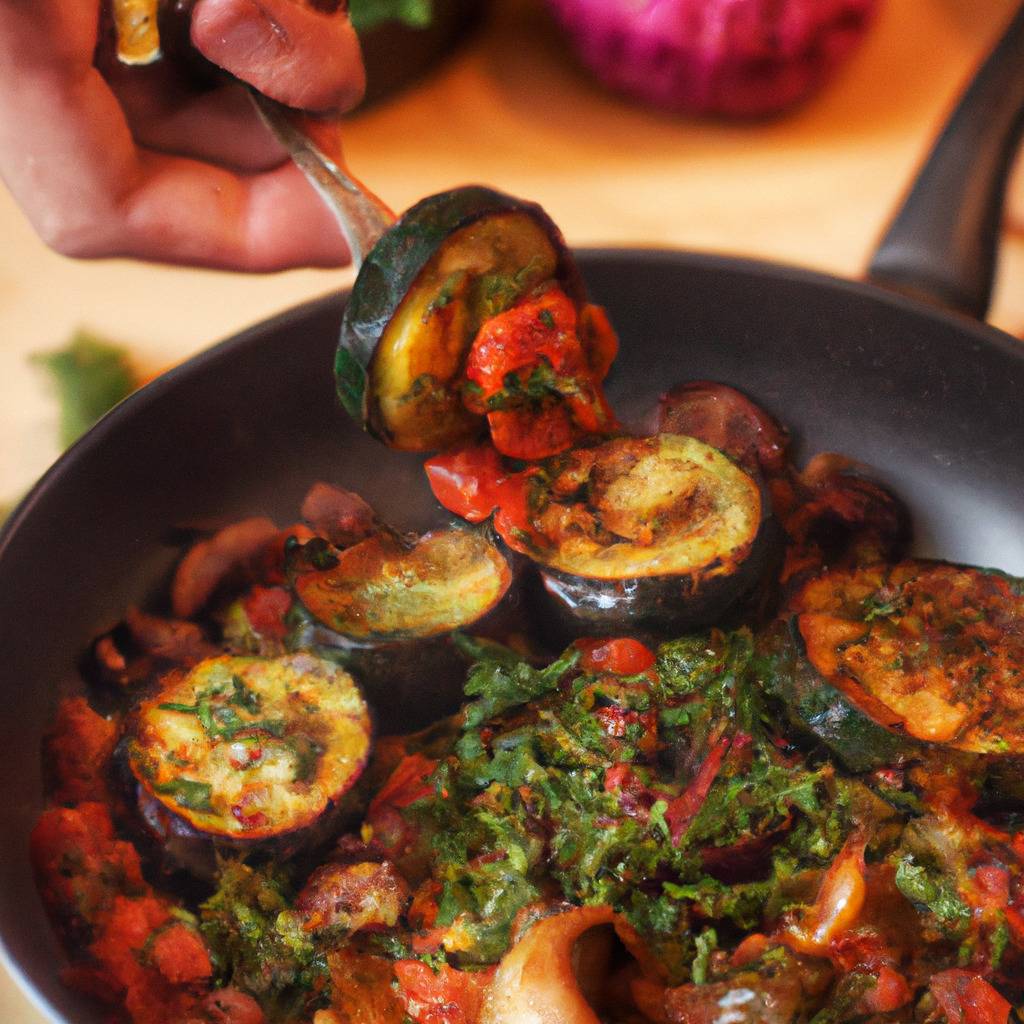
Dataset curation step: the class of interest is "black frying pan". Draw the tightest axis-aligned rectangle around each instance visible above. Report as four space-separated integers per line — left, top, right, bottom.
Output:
2 7 1024 1022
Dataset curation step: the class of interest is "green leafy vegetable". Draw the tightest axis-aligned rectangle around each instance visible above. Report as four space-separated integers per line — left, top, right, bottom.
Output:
454 634 580 727
392 635 872 983
350 0 432 32
690 928 718 984
31 330 138 447
201 862 328 1023
894 856 971 932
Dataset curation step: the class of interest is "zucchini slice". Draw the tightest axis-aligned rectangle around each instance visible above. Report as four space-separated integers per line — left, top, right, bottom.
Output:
128 654 370 842
289 529 515 730
755 624 918 772
793 561 1024 753
336 186 589 451
292 529 512 641
506 434 772 637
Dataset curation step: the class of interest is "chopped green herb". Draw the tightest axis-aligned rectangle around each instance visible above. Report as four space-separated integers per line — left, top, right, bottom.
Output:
229 676 262 714
153 778 214 812
690 928 717 984
894 857 971 932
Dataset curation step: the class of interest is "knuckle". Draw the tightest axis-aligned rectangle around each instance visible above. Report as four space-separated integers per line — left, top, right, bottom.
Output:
35 211 116 259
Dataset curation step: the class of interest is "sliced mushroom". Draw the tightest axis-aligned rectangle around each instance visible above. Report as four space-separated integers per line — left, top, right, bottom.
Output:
480 905 618 1024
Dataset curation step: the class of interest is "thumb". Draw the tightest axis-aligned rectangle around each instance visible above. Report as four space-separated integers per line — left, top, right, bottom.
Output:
190 0 365 111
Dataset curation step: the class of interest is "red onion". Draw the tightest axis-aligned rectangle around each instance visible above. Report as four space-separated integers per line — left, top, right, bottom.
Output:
545 0 879 117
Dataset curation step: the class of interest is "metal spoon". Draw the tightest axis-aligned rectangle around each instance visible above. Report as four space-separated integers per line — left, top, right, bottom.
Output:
249 90 396 267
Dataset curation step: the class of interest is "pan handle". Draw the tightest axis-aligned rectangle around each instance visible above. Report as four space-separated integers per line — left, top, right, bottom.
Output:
867 4 1024 320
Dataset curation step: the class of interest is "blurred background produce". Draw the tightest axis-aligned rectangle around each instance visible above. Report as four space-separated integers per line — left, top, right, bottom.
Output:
543 0 879 117
353 0 486 106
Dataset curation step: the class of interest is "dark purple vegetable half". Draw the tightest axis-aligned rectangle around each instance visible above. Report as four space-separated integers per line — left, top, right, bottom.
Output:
505 433 777 640
794 560 1024 754
126 653 370 876
287 527 518 728
754 623 919 773
544 0 878 118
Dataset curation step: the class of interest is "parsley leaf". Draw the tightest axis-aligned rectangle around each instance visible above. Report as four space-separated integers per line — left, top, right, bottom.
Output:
454 634 580 728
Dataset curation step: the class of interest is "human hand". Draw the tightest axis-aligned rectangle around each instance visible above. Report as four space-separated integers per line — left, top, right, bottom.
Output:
0 0 364 270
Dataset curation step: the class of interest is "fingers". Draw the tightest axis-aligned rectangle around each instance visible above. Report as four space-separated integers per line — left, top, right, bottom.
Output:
0 0 353 269
0 58 347 269
103 59 288 171
120 153 349 269
132 84 288 171
190 0 365 112
0 0 100 74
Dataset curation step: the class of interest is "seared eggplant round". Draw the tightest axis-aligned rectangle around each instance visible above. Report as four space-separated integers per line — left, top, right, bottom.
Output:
289 528 516 727
127 653 370 870
502 433 773 639
336 186 618 454
793 560 1024 753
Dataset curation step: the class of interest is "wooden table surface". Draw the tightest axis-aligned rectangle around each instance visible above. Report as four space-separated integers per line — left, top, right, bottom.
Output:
1 0 1023 1018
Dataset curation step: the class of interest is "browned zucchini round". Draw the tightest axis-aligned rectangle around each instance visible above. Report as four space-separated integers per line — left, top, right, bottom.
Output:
336 187 589 451
793 560 1024 753
292 529 511 641
288 528 516 729
126 653 370 870
503 434 773 639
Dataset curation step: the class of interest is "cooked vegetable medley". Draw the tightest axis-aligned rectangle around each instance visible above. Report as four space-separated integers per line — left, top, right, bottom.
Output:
32 190 1024 1024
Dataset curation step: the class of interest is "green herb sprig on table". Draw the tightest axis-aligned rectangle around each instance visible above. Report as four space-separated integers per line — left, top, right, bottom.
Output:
350 0 433 32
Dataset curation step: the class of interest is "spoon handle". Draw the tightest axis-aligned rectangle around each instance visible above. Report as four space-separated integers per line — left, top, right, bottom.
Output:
250 90 396 267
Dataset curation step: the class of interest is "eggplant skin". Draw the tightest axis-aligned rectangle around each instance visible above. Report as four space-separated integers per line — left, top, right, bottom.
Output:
794 560 1024 754
127 654 371 851
534 521 775 641
521 434 775 640
755 623 918 773
132 782 357 882
288 528 516 729
288 535 525 733
336 186 583 450
287 624 480 735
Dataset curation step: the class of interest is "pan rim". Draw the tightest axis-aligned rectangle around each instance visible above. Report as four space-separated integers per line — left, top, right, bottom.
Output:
3 245 1022 563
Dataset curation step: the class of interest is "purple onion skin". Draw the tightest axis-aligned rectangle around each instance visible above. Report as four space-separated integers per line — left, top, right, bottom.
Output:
545 0 879 118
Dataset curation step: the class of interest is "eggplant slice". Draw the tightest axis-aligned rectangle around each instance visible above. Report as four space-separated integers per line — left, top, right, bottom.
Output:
292 529 511 641
794 561 1024 753
506 434 772 638
288 528 515 729
336 187 595 451
128 653 370 843
755 624 919 773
